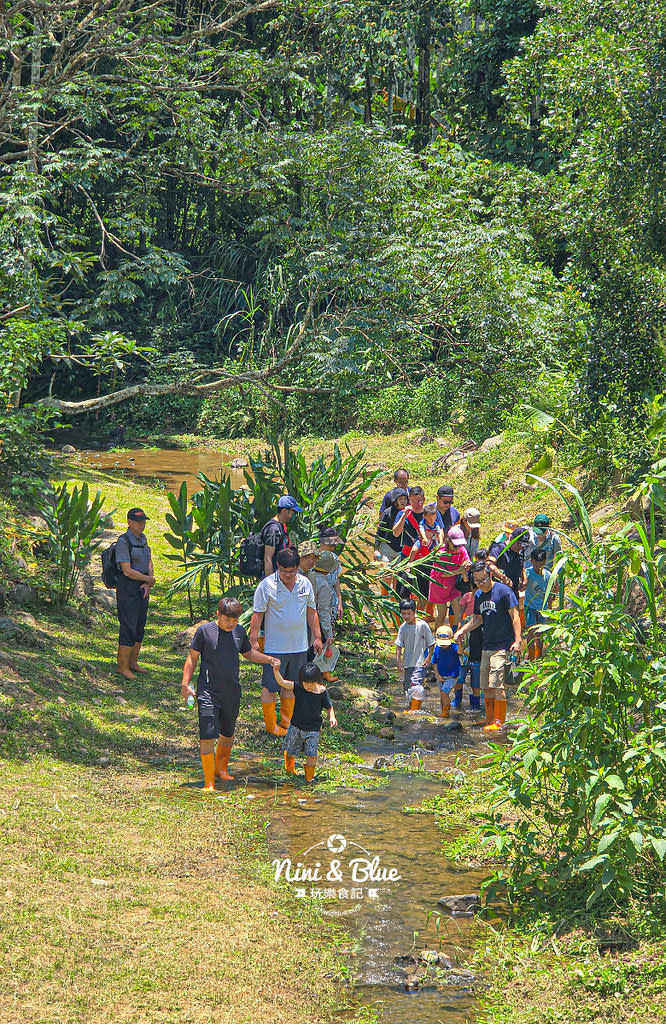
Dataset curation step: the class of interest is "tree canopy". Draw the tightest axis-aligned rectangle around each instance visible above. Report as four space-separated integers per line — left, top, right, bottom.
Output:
1 1 664 474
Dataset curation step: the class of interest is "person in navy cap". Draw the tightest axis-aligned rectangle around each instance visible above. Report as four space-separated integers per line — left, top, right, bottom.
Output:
115 507 155 679
262 494 302 578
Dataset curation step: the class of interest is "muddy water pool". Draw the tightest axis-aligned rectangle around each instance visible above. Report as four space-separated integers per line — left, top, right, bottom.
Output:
76 446 248 492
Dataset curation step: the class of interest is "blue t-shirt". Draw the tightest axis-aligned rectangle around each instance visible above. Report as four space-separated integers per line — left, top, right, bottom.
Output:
524 566 551 612
474 583 517 652
433 642 460 678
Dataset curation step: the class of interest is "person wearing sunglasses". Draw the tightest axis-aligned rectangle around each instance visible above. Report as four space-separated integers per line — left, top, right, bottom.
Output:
434 485 460 536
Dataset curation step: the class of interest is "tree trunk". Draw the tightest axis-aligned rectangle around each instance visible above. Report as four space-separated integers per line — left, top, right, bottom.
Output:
364 67 373 124
414 1 432 152
325 64 334 129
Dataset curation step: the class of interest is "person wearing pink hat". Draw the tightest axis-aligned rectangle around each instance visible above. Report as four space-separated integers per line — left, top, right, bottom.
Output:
427 525 471 631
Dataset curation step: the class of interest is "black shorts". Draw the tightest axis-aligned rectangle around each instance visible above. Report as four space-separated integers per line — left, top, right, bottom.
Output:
197 687 241 740
261 651 308 693
116 578 149 646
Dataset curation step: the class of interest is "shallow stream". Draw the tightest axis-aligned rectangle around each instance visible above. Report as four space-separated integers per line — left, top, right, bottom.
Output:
84 444 488 1022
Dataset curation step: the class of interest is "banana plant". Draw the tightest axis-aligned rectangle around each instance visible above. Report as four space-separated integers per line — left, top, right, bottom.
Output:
164 481 195 621
41 482 108 604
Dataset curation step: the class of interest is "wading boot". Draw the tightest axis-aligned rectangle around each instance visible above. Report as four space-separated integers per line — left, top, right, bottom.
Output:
201 752 216 792
262 702 287 737
215 744 233 781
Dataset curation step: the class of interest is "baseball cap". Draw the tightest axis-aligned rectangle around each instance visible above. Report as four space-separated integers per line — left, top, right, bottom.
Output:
435 625 454 646
277 495 303 512
437 484 454 498
388 487 409 504
510 526 527 542
127 507 150 522
298 539 321 558
464 507 481 527
447 525 467 546
533 513 550 535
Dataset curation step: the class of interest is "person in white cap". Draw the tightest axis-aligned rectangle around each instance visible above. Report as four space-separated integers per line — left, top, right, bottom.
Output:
460 507 481 559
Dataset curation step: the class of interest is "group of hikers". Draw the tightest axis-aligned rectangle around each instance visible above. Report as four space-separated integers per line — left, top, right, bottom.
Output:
110 469 562 788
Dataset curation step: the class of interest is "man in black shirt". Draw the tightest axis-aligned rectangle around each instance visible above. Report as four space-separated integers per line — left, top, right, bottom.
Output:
262 495 302 577
488 527 527 599
181 596 280 790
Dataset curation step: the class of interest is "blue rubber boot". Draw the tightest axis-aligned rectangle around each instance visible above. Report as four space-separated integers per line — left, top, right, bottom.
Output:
451 686 463 709
469 692 481 709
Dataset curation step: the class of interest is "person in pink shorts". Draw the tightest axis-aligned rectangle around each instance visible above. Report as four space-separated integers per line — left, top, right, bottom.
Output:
428 525 471 631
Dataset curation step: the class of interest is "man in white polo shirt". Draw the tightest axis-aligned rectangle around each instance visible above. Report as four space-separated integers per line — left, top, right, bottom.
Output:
250 547 323 736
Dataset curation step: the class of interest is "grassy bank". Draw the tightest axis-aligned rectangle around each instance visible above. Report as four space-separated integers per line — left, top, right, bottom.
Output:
0 468 381 1024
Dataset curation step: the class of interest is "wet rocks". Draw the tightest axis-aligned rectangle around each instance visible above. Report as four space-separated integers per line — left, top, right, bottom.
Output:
438 893 481 915
403 972 423 991
377 727 395 740
327 685 344 700
61 444 76 453
230 457 249 468
418 950 454 968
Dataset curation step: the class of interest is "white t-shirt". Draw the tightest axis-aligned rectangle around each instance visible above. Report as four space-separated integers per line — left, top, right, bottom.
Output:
395 619 435 668
253 571 316 654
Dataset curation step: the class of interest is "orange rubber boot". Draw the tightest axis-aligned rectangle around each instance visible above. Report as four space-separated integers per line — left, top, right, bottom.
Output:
279 695 295 730
484 699 507 732
215 744 233 781
304 764 316 783
322 671 339 683
201 752 216 791
262 702 287 737
284 751 297 774
409 698 422 710
484 697 495 725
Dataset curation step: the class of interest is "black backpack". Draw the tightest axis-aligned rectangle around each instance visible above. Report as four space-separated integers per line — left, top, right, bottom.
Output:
101 541 123 589
239 521 285 578
101 533 142 589
238 530 265 578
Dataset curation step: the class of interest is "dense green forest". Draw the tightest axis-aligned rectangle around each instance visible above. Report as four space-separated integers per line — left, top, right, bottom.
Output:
2 0 665 490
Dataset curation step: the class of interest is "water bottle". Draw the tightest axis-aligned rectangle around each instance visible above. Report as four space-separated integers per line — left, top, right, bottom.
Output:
186 694 195 709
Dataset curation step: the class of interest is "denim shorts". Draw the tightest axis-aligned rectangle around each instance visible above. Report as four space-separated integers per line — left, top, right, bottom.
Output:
284 724 320 758
525 608 546 628
438 675 458 695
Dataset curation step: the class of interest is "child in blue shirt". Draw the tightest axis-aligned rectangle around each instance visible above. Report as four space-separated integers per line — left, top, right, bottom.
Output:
524 548 551 659
432 625 460 718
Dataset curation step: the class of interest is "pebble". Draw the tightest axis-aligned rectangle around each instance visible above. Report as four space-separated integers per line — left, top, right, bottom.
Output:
98 757 110 768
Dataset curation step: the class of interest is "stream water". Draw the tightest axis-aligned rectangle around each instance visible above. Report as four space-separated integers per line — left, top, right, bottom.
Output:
76 445 248 492
86 445 488 1022
207 674 490 1024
